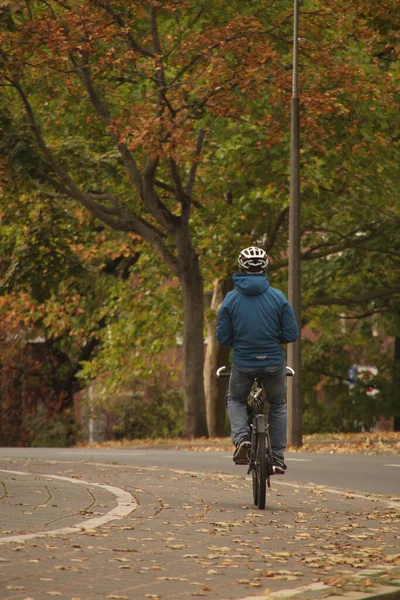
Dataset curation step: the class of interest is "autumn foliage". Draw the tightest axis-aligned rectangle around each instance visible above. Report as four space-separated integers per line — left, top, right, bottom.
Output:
0 0 399 443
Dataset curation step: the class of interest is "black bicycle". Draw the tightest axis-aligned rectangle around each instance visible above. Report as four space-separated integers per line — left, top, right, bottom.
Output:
216 365 295 510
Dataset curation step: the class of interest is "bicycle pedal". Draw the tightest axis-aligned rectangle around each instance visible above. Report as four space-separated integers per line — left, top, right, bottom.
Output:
234 458 249 465
272 468 285 475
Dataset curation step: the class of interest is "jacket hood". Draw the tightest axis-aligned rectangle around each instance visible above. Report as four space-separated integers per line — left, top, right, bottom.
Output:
233 273 270 297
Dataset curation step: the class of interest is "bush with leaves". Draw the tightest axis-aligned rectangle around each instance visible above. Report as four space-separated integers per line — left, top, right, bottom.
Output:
23 404 77 448
112 384 184 441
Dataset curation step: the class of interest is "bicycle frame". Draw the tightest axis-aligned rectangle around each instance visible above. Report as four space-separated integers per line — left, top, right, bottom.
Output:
247 380 274 506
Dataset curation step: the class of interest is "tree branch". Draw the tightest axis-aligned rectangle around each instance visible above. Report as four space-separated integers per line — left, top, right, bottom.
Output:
169 157 186 204
308 286 400 307
90 0 154 57
149 2 163 59
72 27 178 235
142 156 181 234
270 221 390 270
336 308 387 320
163 1 210 61
10 76 178 274
266 207 289 252
8 76 76 195
74 56 143 194
155 179 175 194
304 222 389 258
10 79 135 222
149 1 169 119
185 128 205 198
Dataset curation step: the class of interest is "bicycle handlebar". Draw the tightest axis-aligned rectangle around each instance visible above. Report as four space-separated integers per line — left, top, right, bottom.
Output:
216 365 295 378
216 366 230 378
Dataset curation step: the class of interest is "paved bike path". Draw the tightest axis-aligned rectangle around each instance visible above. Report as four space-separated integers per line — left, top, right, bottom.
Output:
0 456 399 600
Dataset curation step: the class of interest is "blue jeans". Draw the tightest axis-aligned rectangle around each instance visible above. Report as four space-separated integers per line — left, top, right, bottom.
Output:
227 364 287 459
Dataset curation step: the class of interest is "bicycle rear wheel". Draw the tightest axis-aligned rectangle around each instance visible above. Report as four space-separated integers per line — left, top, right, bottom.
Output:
252 429 267 510
251 431 258 506
266 427 274 484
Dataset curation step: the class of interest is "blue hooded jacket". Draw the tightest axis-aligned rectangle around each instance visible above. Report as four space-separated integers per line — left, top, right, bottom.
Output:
216 273 299 367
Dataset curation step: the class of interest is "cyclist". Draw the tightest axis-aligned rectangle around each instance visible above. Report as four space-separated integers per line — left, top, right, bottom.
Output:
216 246 299 473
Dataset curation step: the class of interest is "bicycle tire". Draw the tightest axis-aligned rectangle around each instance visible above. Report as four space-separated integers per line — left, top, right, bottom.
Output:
266 427 274 484
252 472 258 505
251 429 258 506
254 430 267 510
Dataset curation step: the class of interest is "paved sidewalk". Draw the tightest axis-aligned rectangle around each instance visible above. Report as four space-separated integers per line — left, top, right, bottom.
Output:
0 456 399 600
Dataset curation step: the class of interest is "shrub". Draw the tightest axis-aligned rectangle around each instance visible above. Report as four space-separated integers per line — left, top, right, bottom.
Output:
303 385 387 434
23 404 77 447
112 384 184 440
302 390 331 435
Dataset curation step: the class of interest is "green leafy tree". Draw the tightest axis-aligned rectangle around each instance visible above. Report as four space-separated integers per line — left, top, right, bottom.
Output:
0 0 293 437
196 0 400 434
1 0 399 440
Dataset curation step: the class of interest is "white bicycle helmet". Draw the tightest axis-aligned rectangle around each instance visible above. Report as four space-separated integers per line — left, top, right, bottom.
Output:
238 246 269 273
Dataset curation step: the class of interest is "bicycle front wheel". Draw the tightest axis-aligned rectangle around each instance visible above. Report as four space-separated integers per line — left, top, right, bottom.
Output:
252 430 267 510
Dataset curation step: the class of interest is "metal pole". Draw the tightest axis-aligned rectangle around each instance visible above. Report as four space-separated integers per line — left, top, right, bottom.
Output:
287 0 302 447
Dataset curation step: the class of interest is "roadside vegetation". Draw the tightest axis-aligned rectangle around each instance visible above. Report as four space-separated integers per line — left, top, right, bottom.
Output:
80 432 400 456
0 0 399 447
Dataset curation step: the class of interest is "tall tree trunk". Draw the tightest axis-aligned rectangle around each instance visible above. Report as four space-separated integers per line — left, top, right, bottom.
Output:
393 336 400 432
179 246 208 438
204 278 233 437
204 279 230 437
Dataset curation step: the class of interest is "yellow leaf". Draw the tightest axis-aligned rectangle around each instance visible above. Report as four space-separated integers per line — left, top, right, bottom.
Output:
7 586 25 591
207 545 230 552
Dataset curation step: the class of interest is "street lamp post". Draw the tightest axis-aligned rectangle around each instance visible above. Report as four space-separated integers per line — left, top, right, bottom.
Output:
287 0 302 447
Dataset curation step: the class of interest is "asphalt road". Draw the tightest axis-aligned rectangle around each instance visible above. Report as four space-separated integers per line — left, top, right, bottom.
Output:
1 447 399 600
1 447 399 497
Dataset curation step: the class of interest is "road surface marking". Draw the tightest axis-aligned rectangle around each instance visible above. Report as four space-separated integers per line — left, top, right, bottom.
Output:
237 564 399 600
0 469 137 544
223 456 311 461
237 582 327 599
384 463 400 468
56 450 146 456
273 479 400 510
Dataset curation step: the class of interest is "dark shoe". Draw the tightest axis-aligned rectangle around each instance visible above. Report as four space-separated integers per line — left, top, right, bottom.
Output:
272 456 287 474
233 436 251 464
